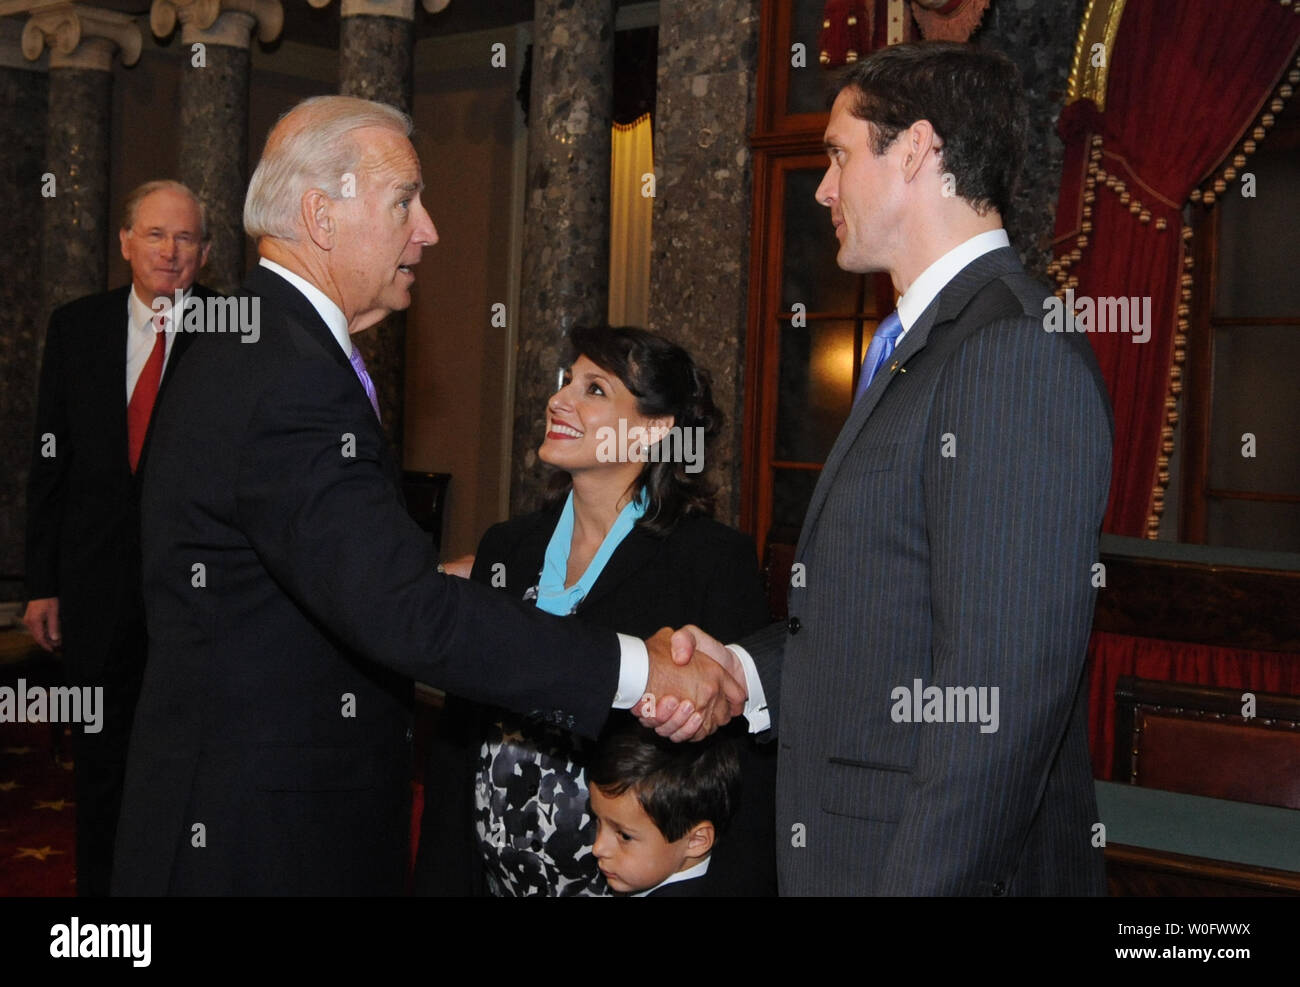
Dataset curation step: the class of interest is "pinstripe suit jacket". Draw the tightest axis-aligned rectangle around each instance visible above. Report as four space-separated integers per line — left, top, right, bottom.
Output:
746 246 1113 895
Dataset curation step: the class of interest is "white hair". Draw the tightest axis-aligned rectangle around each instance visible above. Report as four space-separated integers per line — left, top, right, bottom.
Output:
243 95 412 240
123 179 208 240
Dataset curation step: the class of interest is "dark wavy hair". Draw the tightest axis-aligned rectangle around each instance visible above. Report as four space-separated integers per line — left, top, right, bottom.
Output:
543 326 721 537
838 41 1027 217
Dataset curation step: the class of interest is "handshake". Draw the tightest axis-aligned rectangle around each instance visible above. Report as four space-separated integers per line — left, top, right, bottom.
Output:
640 626 747 742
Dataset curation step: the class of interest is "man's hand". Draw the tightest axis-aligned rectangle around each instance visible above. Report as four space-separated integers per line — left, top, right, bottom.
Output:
22 597 61 652
439 554 475 579
639 626 747 742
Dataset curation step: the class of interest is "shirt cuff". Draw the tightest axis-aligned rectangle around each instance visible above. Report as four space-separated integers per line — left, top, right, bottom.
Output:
728 643 771 734
612 632 649 709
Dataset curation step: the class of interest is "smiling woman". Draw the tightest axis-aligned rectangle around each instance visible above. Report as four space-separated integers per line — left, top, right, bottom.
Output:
415 326 778 897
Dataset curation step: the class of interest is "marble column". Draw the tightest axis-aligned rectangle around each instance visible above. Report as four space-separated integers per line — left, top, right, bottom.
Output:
24 4 142 317
151 0 285 294
1 21 51 595
10 4 138 600
647 0 760 524
509 0 616 514
311 0 428 451
973 0 1087 280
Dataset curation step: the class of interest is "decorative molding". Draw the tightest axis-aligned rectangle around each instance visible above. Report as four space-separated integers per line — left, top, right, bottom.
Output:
306 0 450 19
21 2 141 71
0 14 45 70
150 0 283 48
1066 0 1126 112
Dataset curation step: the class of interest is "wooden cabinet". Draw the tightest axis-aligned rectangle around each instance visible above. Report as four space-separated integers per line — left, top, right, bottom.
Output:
742 1 892 554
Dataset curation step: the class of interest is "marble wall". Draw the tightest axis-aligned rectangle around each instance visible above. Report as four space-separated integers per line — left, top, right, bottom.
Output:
509 0 616 516
647 0 761 525
0 62 49 598
974 0 1088 279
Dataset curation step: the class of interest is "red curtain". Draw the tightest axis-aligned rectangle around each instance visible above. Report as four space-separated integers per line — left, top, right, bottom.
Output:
1088 631 1300 779
1052 0 1300 537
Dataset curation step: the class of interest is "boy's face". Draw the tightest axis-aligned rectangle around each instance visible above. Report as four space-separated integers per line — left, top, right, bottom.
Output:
589 784 710 894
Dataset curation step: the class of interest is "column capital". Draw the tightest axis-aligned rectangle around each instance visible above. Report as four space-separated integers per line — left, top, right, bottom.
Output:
150 0 284 48
306 0 450 21
22 3 142 71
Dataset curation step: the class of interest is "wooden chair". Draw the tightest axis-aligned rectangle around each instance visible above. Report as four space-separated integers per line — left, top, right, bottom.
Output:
1113 675 1300 810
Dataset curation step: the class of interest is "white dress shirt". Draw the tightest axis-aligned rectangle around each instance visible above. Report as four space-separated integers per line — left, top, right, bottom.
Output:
729 228 1013 733
255 258 649 710
126 286 184 400
633 856 711 897
895 228 1010 342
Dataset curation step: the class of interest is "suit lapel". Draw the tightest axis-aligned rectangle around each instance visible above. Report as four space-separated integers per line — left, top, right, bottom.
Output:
580 527 661 612
137 285 215 477
242 265 400 487
795 247 1023 557
243 265 353 374
505 505 663 613
98 287 133 473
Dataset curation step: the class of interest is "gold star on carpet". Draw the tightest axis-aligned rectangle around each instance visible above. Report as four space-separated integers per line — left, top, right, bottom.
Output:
33 799 71 811
0 780 18 792
56 759 74 772
2 747 34 756
14 846 64 861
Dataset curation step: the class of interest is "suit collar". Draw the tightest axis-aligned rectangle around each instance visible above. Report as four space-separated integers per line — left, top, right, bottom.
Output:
257 258 350 355
514 502 664 613
580 523 661 612
242 264 352 373
795 246 1024 557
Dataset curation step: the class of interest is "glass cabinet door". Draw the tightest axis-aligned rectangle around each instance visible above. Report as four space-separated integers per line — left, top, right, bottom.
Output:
745 152 893 548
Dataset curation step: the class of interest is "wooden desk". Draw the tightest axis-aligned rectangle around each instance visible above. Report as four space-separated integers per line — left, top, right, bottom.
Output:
1097 780 1300 895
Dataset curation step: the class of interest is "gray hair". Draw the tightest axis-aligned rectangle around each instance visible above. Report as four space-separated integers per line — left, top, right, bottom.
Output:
244 95 413 240
122 179 208 241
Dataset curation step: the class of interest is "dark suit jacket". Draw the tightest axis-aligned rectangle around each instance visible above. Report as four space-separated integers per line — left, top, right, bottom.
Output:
643 866 725 897
415 505 776 896
746 247 1113 895
113 265 622 895
26 284 212 678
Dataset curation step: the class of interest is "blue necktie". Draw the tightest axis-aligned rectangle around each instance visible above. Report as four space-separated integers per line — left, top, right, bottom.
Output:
854 310 904 403
348 345 382 422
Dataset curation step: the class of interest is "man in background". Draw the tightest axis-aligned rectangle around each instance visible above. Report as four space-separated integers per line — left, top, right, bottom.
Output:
24 180 215 895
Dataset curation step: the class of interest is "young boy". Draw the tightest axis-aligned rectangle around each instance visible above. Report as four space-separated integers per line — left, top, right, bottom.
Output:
586 724 741 896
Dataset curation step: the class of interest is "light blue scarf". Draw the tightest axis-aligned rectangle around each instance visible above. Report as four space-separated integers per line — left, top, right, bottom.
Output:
535 490 648 616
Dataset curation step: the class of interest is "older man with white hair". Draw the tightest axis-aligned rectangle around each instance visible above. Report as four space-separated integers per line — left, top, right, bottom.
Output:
112 96 743 895
26 179 215 896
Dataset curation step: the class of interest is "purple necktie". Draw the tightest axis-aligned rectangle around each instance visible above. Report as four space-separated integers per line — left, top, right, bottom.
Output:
348 345 382 422
854 310 905 403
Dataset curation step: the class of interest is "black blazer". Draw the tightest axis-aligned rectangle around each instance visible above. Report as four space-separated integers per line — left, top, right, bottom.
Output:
25 284 213 678
414 504 777 897
113 265 623 895
643 869 721 897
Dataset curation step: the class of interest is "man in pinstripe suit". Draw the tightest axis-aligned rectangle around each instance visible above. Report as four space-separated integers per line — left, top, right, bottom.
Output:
650 42 1113 895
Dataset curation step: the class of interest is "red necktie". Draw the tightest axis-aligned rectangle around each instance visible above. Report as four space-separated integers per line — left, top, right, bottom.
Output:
127 319 166 472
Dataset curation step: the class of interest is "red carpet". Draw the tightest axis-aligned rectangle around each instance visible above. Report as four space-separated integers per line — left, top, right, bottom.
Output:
0 719 77 896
